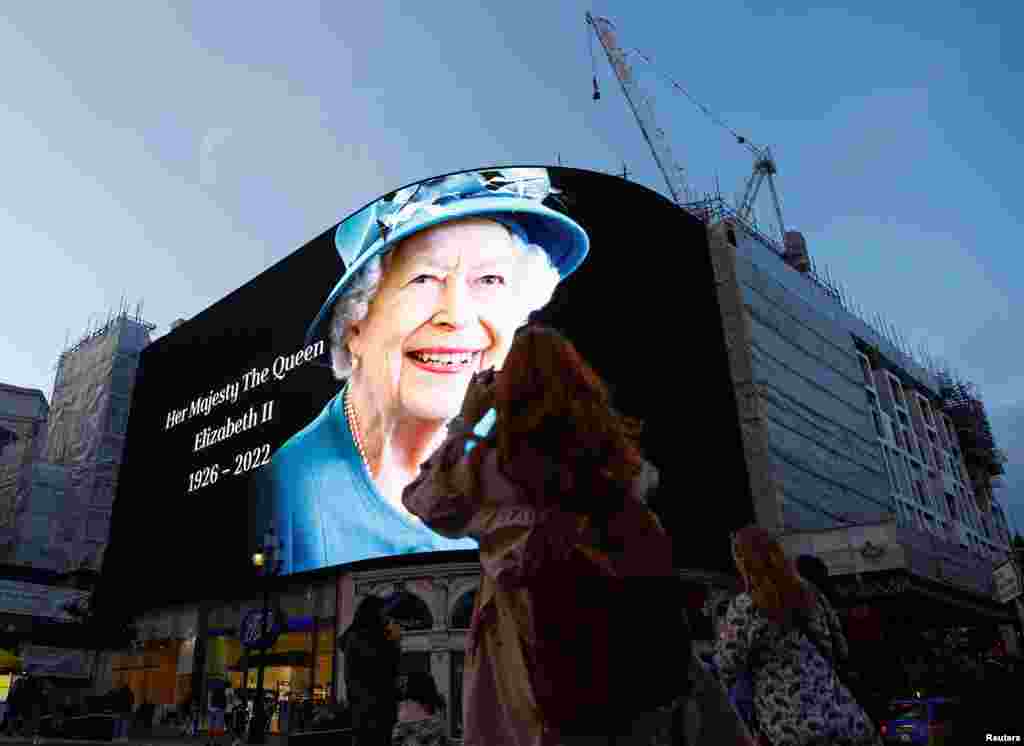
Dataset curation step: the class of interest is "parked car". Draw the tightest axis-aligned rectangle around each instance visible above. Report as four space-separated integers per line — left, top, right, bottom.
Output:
879 696 959 745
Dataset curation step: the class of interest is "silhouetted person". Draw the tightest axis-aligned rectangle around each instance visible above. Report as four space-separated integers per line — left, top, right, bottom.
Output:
404 326 749 745
340 594 402 746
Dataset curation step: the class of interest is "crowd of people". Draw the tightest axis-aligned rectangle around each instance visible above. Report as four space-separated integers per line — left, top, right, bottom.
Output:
329 326 889 745
1 674 49 739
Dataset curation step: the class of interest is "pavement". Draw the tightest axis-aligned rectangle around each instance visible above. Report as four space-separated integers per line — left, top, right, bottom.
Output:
0 734 286 746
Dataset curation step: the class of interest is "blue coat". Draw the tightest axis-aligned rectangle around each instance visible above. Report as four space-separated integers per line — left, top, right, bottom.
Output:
253 383 477 575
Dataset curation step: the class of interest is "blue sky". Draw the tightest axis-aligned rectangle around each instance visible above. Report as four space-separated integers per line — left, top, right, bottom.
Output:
1 1 1021 529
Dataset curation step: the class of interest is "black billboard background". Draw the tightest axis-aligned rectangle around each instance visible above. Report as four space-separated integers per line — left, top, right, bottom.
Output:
103 167 754 616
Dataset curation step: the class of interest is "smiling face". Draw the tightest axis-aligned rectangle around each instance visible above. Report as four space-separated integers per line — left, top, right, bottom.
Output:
347 217 532 423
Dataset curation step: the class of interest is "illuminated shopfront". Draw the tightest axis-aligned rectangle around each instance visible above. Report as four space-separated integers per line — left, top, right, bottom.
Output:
110 639 181 705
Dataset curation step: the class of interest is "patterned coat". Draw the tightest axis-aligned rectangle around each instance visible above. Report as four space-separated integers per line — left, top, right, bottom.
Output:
713 591 882 746
392 714 448 746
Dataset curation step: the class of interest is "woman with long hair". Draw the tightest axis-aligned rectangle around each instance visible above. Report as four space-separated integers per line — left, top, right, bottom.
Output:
714 526 881 746
339 594 402 746
403 325 751 746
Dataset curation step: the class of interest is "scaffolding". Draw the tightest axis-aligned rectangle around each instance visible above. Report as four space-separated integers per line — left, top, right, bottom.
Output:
938 373 1007 479
17 300 157 572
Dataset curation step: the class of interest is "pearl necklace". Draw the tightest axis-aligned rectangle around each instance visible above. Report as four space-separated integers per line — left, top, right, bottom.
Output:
345 388 370 474
346 389 420 524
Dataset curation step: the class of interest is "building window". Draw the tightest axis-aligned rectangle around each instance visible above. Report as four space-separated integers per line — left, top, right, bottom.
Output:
918 397 934 427
889 376 907 409
944 417 959 448
872 410 886 440
896 452 913 496
946 494 958 520
902 455 914 491
857 353 874 388
879 412 893 442
880 447 896 493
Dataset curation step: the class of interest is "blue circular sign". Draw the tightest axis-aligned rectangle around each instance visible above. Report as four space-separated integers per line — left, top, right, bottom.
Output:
240 608 282 650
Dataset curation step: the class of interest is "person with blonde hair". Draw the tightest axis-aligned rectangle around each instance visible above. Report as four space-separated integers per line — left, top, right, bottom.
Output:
714 526 881 746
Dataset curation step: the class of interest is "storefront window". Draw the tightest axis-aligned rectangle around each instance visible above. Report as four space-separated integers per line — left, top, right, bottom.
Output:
111 639 181 705
315 622 336 704
226 617 337 732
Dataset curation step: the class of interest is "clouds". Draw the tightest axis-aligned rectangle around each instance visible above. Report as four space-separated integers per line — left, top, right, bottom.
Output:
0 0 1020 423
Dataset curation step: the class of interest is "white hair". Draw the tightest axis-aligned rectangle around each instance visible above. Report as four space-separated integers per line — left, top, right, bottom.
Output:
327 229 561 380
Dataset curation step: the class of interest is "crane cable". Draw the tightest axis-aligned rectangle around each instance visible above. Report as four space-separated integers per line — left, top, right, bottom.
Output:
622 46 762 157
587 21 601 100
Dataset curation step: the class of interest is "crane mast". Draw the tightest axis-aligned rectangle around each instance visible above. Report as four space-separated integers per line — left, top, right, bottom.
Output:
737 145 787 244
585 12 690 206
587 11 790 245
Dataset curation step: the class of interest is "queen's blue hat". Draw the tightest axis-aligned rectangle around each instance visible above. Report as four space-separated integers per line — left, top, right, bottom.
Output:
306 167 589 347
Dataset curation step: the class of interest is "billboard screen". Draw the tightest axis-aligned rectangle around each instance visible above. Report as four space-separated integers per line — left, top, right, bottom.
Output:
107 166 753 610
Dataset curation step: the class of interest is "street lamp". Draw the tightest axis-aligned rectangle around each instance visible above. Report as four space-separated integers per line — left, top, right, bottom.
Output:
247 527 283 745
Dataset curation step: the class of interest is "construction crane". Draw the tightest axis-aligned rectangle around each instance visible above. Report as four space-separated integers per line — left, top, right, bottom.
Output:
585 12 690 206
586 11 790 245
736 145 786 244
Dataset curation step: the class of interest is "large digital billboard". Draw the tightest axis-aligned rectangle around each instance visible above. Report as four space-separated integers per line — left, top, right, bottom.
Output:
107 166 754 611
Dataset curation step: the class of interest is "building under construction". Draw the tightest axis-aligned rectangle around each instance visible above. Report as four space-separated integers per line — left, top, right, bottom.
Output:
585 11 1019 706
700 200 1017 701
2 307 155 573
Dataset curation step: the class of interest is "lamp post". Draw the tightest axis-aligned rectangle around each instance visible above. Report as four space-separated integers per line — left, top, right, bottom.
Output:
247 527 283 745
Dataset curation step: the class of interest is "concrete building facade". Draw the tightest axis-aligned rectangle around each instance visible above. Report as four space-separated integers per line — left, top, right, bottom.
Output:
704 208 1017 696
0 385 50 537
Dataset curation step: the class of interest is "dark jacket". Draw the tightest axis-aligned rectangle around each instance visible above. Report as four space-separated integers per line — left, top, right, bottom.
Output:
341 624 400 735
